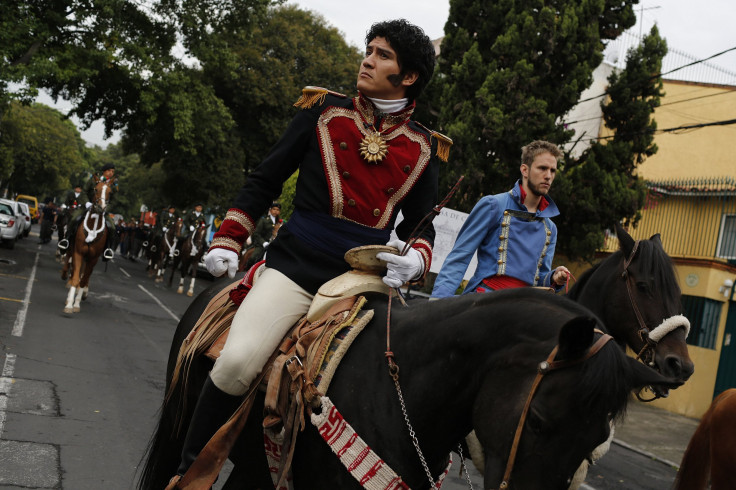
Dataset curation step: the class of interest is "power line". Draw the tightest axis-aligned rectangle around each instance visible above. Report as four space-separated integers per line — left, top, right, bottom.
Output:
574 45 736 105
577 117 736 143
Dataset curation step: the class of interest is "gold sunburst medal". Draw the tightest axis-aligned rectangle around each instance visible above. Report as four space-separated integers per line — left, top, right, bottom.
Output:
359 131 389 163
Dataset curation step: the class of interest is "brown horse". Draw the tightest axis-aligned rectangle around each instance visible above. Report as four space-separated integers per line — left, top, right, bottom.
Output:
170 222 208 296
673 389 736 490
61 176 116 313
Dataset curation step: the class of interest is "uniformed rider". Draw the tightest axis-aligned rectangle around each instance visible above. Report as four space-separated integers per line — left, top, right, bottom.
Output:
58 163 117 260
168 19 451 486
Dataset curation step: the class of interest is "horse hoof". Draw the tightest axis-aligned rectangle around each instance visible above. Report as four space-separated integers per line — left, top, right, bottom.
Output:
177 287 184 294
63 307 73 314
73 307 80 313
187 291 193 297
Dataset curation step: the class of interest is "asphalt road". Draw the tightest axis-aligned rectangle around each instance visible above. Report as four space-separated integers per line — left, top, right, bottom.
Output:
0 227 678 489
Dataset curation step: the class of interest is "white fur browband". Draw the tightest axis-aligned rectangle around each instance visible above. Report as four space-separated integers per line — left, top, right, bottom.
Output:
648 314 690 343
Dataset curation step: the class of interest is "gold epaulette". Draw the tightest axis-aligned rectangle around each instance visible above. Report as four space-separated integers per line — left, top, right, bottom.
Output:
293 86 346 110
431 130 453 162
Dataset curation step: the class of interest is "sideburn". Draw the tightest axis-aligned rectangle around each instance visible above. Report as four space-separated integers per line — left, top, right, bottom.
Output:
387 73 404 87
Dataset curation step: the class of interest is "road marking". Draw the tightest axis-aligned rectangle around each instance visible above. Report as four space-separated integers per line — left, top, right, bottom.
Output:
119 267 131 278
0 273 32 280
137 284 180 322
0 297 24 303
12 252 40 337
0 353 17 439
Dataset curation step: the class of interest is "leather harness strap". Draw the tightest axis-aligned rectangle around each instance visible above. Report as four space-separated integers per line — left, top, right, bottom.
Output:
498 330 613 489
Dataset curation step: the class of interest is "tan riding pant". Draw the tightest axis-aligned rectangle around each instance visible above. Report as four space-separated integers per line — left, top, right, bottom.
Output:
209 267 313 396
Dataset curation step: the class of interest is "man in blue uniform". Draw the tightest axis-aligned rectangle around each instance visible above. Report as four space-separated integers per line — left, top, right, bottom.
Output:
431 140 570 298
168 19 451 487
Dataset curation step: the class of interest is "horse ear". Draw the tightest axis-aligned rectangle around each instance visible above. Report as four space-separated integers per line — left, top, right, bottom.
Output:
615 222 635 257
556 316 596 360
649 233 662 245
626 356 682 391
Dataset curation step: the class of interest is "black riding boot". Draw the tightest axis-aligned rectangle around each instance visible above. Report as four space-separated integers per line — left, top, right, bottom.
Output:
176 375 242 476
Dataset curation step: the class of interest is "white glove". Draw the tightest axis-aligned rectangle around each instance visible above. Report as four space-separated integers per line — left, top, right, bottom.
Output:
162 227 168 232
263 241 270 248
189 225 195 231
85 202 92 209
204 248 239 278
376 239 424 289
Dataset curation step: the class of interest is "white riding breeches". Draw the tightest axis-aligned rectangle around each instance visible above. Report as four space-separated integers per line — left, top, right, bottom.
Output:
209 267 314 396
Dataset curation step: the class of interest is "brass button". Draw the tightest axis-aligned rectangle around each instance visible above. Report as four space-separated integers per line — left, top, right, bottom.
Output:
348 199 356 207
386 187 394 194
498 246 504 252
535 275 540 281
499 234 504 240
503 210 509 216
339 142 348 150
403 165 411 173
343 171 350 179
546 230 551 236
501 222 508 227
497 259 504 265
541 252 546 257
373 209 380 217
545 240 550 245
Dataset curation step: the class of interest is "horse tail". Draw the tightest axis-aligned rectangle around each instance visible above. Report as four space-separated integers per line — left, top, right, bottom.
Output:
673 401 714 490
137 281 232 489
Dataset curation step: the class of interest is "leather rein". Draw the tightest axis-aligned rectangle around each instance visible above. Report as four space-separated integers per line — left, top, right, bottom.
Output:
496 330 613 489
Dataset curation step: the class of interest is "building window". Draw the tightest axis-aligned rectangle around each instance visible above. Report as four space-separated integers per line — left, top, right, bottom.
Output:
716 214 736 259
681 295 721 349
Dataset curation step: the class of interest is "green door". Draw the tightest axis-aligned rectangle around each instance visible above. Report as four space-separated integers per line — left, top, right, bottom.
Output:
714 284 736 398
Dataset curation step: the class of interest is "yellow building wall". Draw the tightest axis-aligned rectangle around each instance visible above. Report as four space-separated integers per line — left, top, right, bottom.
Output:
646 263 734 418
635 80 736 181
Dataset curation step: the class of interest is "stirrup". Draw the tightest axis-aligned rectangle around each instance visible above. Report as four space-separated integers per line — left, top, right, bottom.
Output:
58 239 69 250
103 248 114 260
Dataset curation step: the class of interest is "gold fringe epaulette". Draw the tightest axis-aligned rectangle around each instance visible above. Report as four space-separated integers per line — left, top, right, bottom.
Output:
431 130 453 162
293 86 346 110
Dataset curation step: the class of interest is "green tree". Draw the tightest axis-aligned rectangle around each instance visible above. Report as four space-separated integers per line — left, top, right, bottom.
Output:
0 0 177 134
436 0 639 211
122 4 361 209
554 27 666 259
0 102 89 198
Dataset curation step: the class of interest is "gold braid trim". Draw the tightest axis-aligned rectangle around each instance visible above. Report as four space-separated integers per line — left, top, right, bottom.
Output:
293 86 346 110
431 131 453 162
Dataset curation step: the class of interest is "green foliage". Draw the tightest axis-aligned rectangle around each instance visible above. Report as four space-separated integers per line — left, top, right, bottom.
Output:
0 102 89 198
437 0 640 211
554 27 666 259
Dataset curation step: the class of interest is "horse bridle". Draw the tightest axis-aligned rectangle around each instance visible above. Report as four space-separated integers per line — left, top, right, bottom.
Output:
621 240 658 367
495 330 613 489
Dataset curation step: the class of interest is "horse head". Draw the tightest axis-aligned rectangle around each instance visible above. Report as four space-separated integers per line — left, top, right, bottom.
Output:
474 310 683 489
92 174 116 214
569 223 694 389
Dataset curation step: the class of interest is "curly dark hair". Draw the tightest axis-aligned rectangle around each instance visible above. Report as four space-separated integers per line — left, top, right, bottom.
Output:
365 19 436 101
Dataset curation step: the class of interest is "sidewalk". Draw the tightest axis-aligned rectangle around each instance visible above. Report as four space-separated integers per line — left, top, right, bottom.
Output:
613 399 701 468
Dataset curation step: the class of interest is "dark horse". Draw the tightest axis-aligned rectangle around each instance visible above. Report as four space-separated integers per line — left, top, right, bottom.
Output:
169 222 208 296
673 388 736 490
60 176 115 313
139 288 681 489
153 219 183 283
568 223 694 388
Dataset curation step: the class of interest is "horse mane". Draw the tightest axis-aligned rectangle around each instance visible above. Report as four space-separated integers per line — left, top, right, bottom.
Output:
566 258 609 301
636 237 682 314
575 336 632 423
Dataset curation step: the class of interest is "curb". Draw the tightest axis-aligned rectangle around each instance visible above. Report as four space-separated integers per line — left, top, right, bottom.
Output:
612 438 680 470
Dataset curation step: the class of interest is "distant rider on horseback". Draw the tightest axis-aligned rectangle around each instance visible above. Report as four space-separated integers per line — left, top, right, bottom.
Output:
57 163 117 260
167 19 452 487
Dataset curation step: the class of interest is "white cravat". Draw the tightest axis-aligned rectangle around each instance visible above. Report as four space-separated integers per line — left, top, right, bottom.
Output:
367 97 408 114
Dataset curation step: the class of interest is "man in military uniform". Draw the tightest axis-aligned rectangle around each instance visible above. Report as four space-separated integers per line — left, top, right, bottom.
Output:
181 203 207 239
169 19 451 487
244 202 282 268
58 163 117 260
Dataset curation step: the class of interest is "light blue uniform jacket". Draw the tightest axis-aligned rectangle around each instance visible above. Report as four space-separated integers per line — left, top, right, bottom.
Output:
431 181 560 298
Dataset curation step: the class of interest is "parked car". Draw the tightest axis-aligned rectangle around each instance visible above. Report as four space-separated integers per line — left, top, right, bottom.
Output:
17 201 32 238
0 198 23 248
15 194 39 223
